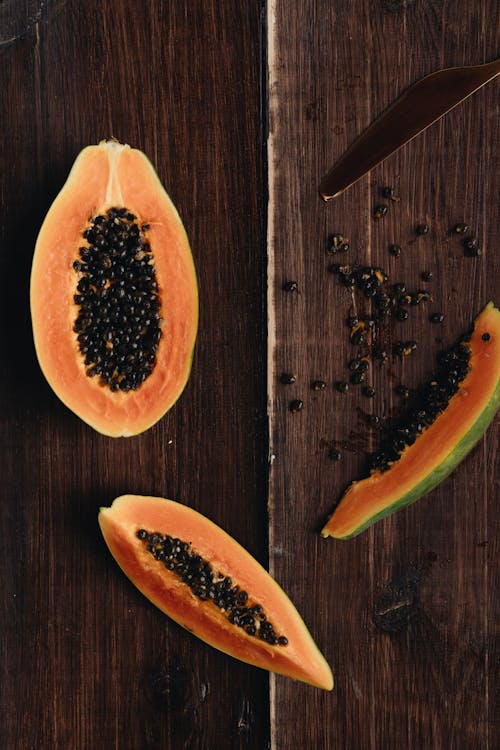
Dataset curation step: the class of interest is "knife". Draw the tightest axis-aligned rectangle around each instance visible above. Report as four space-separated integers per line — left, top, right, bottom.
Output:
319 57 500 201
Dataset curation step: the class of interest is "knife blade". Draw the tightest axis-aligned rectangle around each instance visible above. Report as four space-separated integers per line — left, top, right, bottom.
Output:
319 58 500 201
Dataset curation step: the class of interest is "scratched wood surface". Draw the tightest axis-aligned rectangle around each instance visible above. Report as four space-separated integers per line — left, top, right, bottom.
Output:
1 0 499 749
268 1 499 749
0 1 269 749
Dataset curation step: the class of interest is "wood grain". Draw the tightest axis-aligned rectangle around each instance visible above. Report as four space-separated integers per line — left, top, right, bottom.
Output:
268 1 499 748
1 0 499 748
0 1 268 748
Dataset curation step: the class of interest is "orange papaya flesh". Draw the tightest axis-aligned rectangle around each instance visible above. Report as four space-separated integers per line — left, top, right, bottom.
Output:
30 141 198 437
322 302 500 539
99 495 333 690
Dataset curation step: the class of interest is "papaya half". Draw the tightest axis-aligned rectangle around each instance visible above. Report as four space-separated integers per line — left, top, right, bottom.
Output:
30 140 198 437
322 302 500 539
99 495 333 690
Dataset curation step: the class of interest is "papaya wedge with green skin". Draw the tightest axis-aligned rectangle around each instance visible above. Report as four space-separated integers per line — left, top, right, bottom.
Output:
322 302 500 540
30 141 198 437
99 495 333 690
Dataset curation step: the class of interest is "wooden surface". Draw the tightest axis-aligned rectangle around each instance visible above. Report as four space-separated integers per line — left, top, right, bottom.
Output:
0 1 498 748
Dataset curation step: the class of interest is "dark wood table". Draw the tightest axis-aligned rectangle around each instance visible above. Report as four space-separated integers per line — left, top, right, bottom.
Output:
1 1 498 748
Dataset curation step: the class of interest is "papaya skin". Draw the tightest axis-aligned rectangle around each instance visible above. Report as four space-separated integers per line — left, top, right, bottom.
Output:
99 495 333 690
322 302 500 539
30 141 198 437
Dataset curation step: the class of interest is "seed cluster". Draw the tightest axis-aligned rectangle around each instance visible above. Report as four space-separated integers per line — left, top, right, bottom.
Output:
277 257 435 418
279 185 484 470
136 529 288 646
73 208 161 392
327 233 350 254
330 265 431 311
451 222 481 257
328 266 432 364
367 337 471 473
372 186 399 221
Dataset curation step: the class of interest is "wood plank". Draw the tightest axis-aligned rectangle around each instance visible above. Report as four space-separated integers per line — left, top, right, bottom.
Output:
0 1 268 748
268 0 499 747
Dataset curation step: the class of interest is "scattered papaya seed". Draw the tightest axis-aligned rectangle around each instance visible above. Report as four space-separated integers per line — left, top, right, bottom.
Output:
348 358 361 372
411 290 432 305
393 341 417 358
463 237 481 257
335 381 349 393
430 313 444 324
403 341 418 356
311 380 326 391
395 385 411 399
327 233 349 254
373 204 388 220
358 359 369 372
289 399 303 413
350 371 366 385
381 186 399 201
350 329 365 346
415 223 429 235
372 346 388 362
328 448 342 461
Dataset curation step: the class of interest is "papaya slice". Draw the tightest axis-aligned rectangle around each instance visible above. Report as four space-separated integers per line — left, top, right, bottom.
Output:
30 141 198 437
99 495 333 690
322 302 500 539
